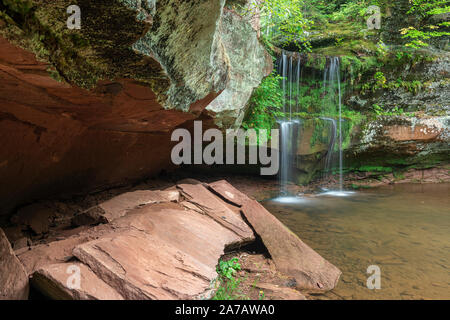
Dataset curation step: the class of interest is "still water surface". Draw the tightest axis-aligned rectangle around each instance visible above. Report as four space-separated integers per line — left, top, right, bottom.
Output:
262 183 450 300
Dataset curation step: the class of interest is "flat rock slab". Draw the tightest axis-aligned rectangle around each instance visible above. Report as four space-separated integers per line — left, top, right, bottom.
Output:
208 180 253 207
256 283 307 300
18 179 341 299
73 203 248 300
72 189 180 226
17 224 113 275
241 199 341 291
209 181 342 291
32 263 124 300
177 183 254 241
20 182 257 300
0 228 29 300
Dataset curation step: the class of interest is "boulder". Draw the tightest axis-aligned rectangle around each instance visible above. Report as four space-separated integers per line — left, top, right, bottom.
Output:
11 203 54 236
31 262 123 300
208 180 342 291
0 228 29 300
240 199 342 291
205 8 273 128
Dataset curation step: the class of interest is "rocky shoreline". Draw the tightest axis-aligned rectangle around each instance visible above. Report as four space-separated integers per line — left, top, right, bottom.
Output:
1 179 341 300
1 167 448 300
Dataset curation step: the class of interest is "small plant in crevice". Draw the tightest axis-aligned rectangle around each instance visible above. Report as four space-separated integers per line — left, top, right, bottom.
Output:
219 258 241 280
213 258 248 300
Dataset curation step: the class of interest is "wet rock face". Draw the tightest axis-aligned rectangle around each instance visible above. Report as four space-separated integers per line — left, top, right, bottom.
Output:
347 50 450 114
346 116 450 169
286 115 449 185
0 1 271 216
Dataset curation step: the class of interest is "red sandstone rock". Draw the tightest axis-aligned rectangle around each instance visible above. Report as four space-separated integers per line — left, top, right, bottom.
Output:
0 36 210 217
32 262 124 300
17 225 113 275
20 183 255 300
73 202 252 300
71 189 180 226
0 228 29 300
177 183 254 240
255 283 307 300
14 180 341 300
208 180 254 207
209 180 342 291
241 199 341 291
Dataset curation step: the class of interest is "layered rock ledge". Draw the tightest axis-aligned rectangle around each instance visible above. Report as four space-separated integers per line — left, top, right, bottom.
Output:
1 180 341 300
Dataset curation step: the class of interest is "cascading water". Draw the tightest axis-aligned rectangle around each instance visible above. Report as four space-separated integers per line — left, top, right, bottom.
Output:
276 53 347 197
322 57 344 192
276 51 301 196
320 117 337 181
279 121 299 195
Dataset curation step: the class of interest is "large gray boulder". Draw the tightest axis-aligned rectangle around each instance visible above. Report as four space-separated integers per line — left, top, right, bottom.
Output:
206 7 273 128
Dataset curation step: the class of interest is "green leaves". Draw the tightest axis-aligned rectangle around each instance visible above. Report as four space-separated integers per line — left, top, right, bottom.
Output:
3 0 34 16
217 258 241 280
243 72 283 136
402 0 450 48
257 0 312 50
213 258 245 300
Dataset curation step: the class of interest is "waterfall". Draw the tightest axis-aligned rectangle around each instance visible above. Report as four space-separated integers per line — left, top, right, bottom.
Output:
278 52 288 115
288 55 294 119
322 57 344 191
279 121 299 195
276 51 302 195
296 54 301 115
275 52 347 196
321 117 337 181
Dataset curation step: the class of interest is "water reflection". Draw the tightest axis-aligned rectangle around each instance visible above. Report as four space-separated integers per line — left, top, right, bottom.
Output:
262 183 450 300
